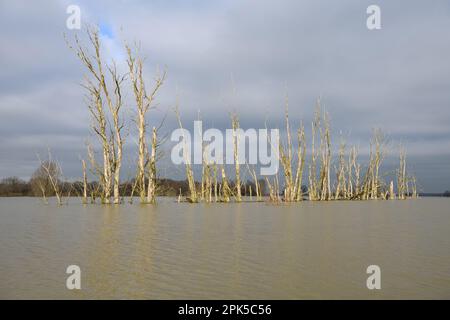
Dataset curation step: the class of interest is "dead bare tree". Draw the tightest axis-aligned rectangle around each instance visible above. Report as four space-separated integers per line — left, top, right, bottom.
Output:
175 106 197 202
37 151 63 205
67 27 126 203
126 44 165 203
397 147 407 200
410 175 418 198
346 146 357 199
213 163 218 202
293 124 306 201
318 110 332 201
146 127 157 203
220 166 231 203
81 159 88 204
84 80 112 203
107 62 126 204
308 103 321 200
231 113 242 202
389 180 395 199
370 129 386 199
246 164 261 201
360 129 387 200
279 102 294 201
334 137 346 200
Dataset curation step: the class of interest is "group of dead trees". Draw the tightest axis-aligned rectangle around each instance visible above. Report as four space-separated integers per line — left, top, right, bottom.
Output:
300 102 417 202
66 27 165 204
263 101 416 203
174 107 266 203
47 26 416 205
175 98 418 204
302 103 417 202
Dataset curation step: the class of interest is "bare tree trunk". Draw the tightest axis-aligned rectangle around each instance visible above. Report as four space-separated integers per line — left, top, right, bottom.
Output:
389 180 395 200
279 102 294 201
275 175 281 202
204 164 211 203
107 64 125 204
138 106 147 202
221 166 230 202
146 127 157 204
354 161 361 198
87 84 111 203
397 147 407 200
308 105 319 200
38 183 48 204
293 125 306 201
231 113 242 202
213 164 218 202
411 176 417 198
81 159 88 204
251 167 260 201
266 177 275 202
318 110 331 201
346 146 356 199
335 138 346 200
201 151 206 202
175 107 197 202
208 166 213 203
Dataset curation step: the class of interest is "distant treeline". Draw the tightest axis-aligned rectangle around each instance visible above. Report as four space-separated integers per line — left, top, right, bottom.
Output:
1 176 447 198
0 176 271 198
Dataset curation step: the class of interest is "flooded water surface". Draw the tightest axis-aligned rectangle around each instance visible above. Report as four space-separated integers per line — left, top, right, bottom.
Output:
0 197 449 299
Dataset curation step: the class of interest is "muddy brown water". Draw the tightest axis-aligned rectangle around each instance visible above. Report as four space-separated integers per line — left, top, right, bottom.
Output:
0 197 449 299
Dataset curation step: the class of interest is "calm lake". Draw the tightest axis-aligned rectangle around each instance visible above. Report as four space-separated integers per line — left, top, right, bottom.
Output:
0 197 449 299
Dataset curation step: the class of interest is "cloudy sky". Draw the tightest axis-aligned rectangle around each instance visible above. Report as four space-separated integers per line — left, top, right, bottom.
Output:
0 0 449 192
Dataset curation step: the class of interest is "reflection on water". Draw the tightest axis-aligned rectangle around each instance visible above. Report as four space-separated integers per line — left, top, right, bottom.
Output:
0 197 449 299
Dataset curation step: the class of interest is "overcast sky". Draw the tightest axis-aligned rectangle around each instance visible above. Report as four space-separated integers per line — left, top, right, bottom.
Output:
0 0 449 192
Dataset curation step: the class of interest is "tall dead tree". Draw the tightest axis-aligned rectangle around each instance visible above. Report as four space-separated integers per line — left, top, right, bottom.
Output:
231 113 242 202
279 103 306 202
175 107 197 202
335 138 346 200
279 103 294 201
108 63 125 204
85 74 111 203
370 129 386 199
346 146 358 199
67 27 125 204
318 110 332 201
126 45 165 203
293 124 306 201
308 103 321 200
397 147 407 200
361 129 386 200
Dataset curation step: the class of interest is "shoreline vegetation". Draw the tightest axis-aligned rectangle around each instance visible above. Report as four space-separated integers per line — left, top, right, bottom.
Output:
1 177 449 200
3 27 445 204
